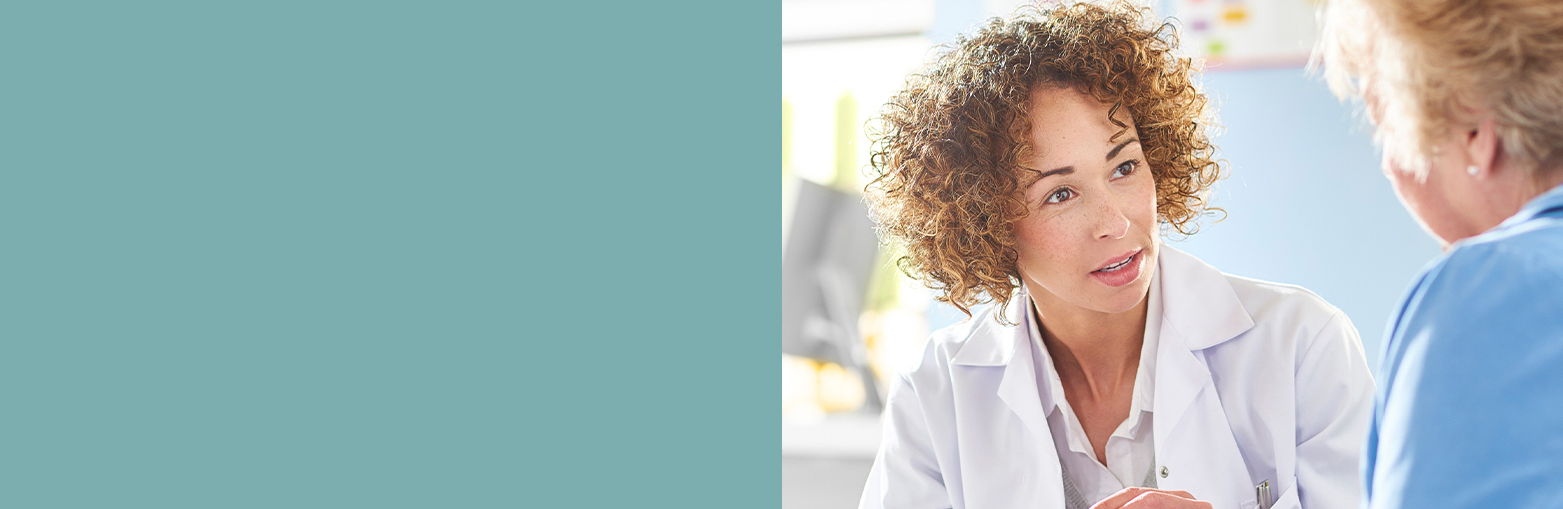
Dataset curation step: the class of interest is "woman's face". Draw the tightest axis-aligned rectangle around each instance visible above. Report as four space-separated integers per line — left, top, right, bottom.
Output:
1014 86 1159 316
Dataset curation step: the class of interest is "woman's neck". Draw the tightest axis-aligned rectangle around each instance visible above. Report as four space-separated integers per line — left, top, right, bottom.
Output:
1028 289 1148 399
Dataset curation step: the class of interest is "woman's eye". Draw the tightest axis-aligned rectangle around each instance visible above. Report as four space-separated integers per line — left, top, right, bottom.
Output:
1112 160 1139 179
1044 188 1074 204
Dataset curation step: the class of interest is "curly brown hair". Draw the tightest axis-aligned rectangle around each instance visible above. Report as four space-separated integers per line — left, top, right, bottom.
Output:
865 1 1224 320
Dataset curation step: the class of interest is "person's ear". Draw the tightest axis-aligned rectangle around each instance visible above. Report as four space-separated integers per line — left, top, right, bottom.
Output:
1464 115 1499 179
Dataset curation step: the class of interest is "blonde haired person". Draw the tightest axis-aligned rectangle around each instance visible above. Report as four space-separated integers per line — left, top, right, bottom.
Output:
1317 0 1563 507
857 2 1374 508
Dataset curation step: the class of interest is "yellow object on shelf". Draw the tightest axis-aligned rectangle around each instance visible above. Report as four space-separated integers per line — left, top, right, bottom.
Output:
782 355 868 417
817 361 866 412
1221 5 1249 24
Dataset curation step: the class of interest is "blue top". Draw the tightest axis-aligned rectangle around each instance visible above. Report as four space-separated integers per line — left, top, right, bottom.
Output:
1364 183 1563 508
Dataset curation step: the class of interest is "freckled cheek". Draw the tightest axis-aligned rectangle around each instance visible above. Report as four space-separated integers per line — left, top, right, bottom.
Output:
1014 216 1081 276
1130 180 1159 229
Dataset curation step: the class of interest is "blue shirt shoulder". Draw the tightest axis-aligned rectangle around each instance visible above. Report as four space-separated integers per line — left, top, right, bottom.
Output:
1366 187 1563 508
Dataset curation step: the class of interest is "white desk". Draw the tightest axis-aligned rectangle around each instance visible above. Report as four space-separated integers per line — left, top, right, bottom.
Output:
783 413 882 509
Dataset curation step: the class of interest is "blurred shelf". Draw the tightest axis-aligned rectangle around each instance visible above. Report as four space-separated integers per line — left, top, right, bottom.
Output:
782 0 933 45
782 413 882 459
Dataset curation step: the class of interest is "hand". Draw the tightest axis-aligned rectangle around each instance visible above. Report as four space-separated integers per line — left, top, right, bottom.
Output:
1089 487 1214 509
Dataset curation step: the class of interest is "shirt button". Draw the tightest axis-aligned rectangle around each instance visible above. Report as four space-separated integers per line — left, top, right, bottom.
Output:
1160 466 1169 478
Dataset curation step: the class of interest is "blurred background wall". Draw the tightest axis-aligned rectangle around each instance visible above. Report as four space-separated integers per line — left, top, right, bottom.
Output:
782 0 1441 507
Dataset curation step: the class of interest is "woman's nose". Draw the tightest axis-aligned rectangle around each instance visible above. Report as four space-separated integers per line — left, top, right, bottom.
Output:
1096 198 1130 240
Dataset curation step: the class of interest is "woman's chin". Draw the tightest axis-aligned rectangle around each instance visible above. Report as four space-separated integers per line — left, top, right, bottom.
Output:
1095 300 1144 316
1088 281 1152 315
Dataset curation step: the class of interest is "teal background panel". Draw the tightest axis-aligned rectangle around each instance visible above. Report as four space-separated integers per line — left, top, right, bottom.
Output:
0 1 774 507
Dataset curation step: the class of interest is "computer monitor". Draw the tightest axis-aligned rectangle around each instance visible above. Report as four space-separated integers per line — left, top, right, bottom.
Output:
782 177 883 411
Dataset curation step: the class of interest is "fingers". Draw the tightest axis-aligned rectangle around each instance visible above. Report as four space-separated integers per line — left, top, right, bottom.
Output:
1120 491 1214 509
1090 487 1154 509
1088 488 1209 509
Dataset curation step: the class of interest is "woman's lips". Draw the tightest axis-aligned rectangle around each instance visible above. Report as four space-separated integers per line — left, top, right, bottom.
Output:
1090 249 1144 288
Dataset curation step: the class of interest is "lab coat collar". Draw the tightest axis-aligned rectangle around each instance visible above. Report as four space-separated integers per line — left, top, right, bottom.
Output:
1151 246 1257 504
947 291 1054 451
947 247 1256 473
1150 246 1255 440
942 246 1260 506
949 302 1022 368
1156 246 1255 350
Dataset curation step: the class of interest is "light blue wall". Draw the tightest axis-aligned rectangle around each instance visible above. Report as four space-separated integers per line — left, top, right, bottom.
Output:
1173 68 1442 371
924 67 1443 373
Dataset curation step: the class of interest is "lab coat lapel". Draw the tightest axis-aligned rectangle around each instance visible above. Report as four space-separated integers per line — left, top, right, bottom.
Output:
951 297 1065 508
1152 248 1257 508
995 309 1051 451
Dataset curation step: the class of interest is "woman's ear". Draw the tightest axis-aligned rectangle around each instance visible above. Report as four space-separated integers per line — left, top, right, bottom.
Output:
1464 115 1499 178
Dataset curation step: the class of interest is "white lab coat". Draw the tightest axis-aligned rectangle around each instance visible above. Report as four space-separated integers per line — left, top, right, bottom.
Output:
860 247 1374 509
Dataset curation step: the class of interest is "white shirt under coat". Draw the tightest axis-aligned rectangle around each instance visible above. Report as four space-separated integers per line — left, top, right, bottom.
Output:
858 247 1374 509
1027 273 1161 506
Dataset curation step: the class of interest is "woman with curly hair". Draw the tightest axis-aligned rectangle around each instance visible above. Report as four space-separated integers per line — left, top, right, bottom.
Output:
858 3 1373 508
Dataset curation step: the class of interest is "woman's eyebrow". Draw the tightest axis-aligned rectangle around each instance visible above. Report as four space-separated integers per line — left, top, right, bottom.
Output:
1106 138 1140 160
1036 167 1075 181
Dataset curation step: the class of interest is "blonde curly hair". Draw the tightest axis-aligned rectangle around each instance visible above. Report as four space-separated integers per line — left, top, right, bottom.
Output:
865 1 1223 319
